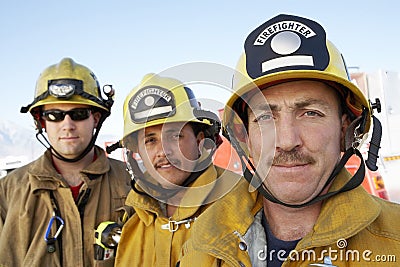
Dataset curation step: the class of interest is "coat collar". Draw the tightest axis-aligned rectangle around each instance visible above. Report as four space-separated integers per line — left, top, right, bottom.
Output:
28 146 110 192
126 163 224 226
190 179 262 251
297 168 381 249
189 168 382 258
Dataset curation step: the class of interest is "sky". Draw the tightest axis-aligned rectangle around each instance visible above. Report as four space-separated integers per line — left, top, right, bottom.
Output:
1 0 400 137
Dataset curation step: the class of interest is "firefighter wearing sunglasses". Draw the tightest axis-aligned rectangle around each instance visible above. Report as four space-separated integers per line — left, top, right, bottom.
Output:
0 58 131 266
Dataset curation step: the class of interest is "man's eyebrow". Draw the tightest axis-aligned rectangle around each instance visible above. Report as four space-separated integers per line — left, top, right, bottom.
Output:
251 98 330 112
144 132 156 138
164 129 181 134
249 102 274 112
293 98 330 109
248 98 330 115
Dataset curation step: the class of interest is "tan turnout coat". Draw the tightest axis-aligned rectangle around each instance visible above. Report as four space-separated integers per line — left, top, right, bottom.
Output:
0 146 131 267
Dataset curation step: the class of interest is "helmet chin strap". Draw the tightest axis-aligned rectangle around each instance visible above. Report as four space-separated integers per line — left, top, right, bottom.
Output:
26 84 115 163
248 148 365 208
224 111 382 209
35 112 109 163
124 147 217 202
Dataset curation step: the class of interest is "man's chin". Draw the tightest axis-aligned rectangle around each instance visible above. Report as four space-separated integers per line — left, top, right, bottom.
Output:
153 173 182 187
263 185 319 205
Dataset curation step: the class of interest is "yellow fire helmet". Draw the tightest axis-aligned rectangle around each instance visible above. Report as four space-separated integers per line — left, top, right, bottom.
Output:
122 73 220 152
21 57 114 115
223 14 377 147
20 57 115 162
222 13 383 208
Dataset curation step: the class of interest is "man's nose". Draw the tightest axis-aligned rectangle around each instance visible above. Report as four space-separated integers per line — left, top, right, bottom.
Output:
156 141 172 157
274 115 302 152
60 114 76 129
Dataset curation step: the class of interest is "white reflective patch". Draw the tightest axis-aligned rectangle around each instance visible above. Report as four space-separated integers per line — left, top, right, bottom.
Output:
133 105 173 120
144 96 155 106
261 55 314 73
270 31 301 55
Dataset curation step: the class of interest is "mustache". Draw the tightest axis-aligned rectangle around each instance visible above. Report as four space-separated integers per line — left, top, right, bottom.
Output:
273 150 316 165
154 158 181 168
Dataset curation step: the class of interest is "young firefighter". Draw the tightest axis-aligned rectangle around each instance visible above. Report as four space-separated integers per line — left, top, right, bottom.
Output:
0 58 131 267
114 73 242 266
177 14 400 266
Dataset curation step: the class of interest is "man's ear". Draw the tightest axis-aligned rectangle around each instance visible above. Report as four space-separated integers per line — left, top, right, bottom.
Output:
197 131 211 153
196 131 205 145
340 113 352 151
93 111 102 128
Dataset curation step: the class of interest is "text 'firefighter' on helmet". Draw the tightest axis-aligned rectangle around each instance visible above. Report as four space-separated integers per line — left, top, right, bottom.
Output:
21 57 113 115
122 73 219 152
223 14 373 143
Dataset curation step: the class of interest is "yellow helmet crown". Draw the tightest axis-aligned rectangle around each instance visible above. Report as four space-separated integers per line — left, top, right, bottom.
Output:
21 57 113 114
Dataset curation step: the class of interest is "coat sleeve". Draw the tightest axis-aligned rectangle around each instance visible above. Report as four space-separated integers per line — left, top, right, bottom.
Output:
0 177 7 232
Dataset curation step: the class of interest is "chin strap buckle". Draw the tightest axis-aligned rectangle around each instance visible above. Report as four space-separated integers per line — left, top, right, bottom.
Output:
161 217 197 233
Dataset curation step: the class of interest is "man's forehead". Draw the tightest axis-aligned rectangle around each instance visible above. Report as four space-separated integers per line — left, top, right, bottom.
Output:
247 81 338 109
141 122 189 135
43 103 90 110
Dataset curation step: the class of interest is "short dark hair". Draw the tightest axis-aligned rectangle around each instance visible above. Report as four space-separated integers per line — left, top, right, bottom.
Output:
189 122 210 138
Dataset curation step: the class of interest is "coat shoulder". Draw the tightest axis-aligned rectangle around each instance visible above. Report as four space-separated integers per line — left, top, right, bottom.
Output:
369 197 400 241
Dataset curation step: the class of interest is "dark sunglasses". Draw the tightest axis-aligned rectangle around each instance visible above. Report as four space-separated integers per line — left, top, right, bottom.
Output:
42 108 92 122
